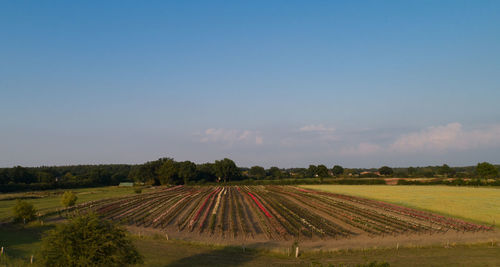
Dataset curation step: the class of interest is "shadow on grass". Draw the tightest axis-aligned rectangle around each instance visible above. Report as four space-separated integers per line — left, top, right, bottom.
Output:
0 223 54 258
164 246 261 267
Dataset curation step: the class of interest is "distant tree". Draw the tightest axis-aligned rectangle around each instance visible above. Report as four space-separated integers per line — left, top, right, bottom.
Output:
331 165 344 177
438 164 455 177
268 167 282 179
13 200 37 224
158 159 180 185
316 165 330 177
196 163 217 182
178 161 197 185
214 158 240 183
378 166 394 176
407 167 417 177
249 166 266 179
61 191 78 208
307 165 318 177
476 162 499 179
37 213 143 266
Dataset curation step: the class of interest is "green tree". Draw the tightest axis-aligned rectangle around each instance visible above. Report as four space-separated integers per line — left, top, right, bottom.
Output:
37 213 143 266
476 162 499 179
378 166 394 176
249 166 266 179
331 165 344 177
316 165 330 177
214 158 240 183
438 164 455 177
13 200 37 224
61 191 78 208
307 165 318 177
268 167 282 179
178 161 197 185
158 159 179 185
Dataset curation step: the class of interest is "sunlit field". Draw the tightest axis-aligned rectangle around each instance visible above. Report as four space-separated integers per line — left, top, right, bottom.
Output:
0 186 149 222
301 185 500 226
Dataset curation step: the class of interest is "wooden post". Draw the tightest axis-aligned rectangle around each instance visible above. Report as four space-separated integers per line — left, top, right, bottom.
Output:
30 255 33 264
165 233 169 240
1 246 4 255
295 246 299 258
396 243 399 250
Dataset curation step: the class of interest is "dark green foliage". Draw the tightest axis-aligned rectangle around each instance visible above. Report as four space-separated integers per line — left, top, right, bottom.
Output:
476 162 499 179
268 166 282 179
214 158 241 183
37 213 143 267
378 166 393 176
316 165 330 177
178 161 197 185
249 166 266 179
331 165 344 176
13 199 37 223
61 191 78 208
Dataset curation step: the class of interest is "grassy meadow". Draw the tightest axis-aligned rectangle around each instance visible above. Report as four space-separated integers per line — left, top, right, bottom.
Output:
301 185 500 226
0 186 149 222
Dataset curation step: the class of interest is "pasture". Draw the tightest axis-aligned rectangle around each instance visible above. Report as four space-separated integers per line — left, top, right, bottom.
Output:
301 185 500 226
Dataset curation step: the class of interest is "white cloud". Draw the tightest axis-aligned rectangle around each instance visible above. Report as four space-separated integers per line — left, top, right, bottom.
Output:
340 142 382 156
299 124 335 133
390 123 500 153
200 128 263 145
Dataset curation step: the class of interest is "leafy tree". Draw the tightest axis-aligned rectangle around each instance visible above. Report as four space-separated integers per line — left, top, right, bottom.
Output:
268 167 282 179
13 200 37 224
316 165 330 177
61 191 78 208
178 161 197 185
331 165 344 177
37 213 143 266
214 158 240 183
476 162 499 179
378 166 393 176
307 165 318 177
158 159 179 185
249 166 266 179
407 167 417 177
196 163 217 182
438 164 455 177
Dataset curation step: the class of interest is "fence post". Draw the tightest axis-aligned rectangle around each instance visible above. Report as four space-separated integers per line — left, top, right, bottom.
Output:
295 246 299 258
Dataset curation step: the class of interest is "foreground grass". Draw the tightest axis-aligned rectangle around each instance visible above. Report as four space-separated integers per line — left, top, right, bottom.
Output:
301 185 500 226
1 222 499 266
0 186 148 222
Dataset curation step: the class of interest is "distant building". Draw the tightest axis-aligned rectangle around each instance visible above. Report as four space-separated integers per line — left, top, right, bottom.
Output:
119 182 134 187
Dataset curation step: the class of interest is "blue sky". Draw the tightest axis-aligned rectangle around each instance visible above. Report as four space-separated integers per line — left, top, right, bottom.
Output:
1 1 500 168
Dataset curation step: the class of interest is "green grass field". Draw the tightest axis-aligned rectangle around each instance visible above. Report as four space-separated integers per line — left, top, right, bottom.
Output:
0 186 148 222
301 185 500 226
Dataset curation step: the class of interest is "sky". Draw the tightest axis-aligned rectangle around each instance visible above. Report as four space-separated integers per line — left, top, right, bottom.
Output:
1 1 500 168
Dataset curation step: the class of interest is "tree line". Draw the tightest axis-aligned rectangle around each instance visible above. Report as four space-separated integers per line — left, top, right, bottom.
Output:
0 159 498 192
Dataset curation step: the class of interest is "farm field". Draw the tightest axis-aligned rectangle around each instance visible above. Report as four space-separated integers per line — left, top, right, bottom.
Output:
301 185 500 227
73 185 494 246
0 186 149 222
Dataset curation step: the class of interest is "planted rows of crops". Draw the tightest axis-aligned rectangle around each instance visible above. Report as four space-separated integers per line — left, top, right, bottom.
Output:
73 185 492 241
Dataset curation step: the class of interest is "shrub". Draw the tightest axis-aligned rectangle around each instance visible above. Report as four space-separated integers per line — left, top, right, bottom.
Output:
61 191 78 208
37 213 143 266
13 199 37 223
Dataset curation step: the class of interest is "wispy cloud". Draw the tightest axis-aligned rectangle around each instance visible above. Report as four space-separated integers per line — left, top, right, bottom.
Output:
389 123 500 153
340 142 382 156
199 128 263 145
299 124 335 133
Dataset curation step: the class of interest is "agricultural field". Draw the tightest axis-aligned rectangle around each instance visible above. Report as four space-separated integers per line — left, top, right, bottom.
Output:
0 186 148 222
72 185 494 246
301 185 500 226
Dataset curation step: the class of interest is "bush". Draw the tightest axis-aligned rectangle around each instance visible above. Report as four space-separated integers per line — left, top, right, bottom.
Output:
61 191 78 208
37 213 143 266
13 199 37 223
134 187 142 194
